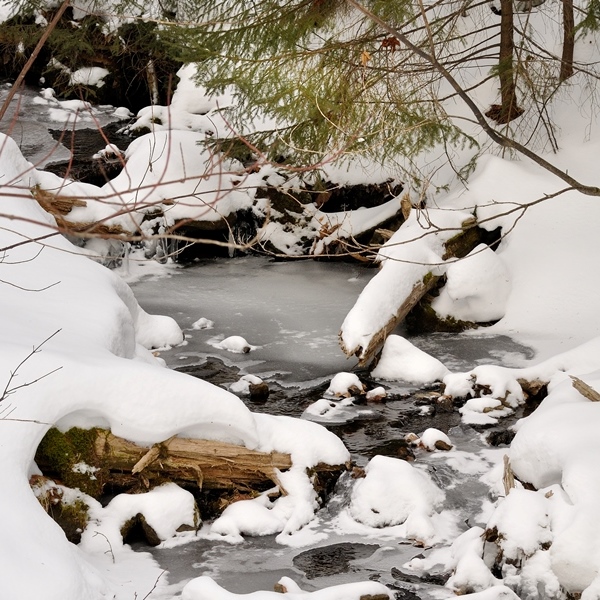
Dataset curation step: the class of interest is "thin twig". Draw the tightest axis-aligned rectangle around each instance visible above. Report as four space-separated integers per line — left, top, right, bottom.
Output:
140 571 167 600
1 329 62 402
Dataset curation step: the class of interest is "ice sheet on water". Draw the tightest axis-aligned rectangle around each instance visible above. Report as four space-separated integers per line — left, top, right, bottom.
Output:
132 257 374 382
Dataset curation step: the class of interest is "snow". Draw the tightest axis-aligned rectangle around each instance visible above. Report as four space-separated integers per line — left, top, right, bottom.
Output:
348 455 445 544
2 2 600 596
0 134 352 598
81 483 199 553
339 207 473 358
418 428 453 451
181 576 393 600
209 495 285 542
69 66 110 88
301 397 376 425
192 317 214 330
98 129 259 226
325 372 365 397
432 244 511 323
217 335 256 353
229 374 263 395
371 335 450 383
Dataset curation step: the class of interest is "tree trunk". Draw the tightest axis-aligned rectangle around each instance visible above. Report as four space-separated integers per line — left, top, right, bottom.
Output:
495 0 523 123
560 0 575 82
340 219 484 366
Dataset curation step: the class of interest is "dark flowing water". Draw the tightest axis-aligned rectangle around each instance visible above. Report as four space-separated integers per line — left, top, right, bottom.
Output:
130 256 534 598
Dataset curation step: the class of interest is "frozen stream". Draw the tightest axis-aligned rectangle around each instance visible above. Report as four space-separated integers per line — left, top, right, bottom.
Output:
130 256 535 599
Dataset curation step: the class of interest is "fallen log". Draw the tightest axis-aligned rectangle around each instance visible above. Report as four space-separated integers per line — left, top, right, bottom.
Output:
340 272 440 367
35 427 347 506
35 427 296 498
340 217 483 366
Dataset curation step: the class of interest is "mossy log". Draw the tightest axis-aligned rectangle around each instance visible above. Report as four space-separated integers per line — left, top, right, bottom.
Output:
35 427 346 500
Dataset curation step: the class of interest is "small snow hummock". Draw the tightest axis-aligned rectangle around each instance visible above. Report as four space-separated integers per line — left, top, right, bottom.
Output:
113 106 133 119
301 397 376 425
446 527 502 594
210 495 285 542
217 335 255 353
371 335 450 384
418 428 454 451
325 372 366 397
366 386 387 402
181 575 394 600
229 374 264 395
349 454 445 544
69 66 109 88
192 317 214 330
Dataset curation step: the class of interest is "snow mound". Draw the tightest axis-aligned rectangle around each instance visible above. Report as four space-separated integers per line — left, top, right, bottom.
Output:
301 398 376 424
325 372 366 397
349 455 444 543
81 483 198 553
229 374 264 394
192 317 214 330
217 335 256 353
210 495 285 542
418 428 453 451
432 244 511 323
181 575 393 600
371 335 450 383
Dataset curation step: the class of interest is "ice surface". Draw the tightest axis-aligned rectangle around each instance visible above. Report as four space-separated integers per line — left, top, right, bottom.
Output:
131 257 375 382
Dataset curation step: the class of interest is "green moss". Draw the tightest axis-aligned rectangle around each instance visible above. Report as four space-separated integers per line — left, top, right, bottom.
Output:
422 271 435 286
35 427 105 497
406 301 478 335
443 225 482 260
57 499 90 544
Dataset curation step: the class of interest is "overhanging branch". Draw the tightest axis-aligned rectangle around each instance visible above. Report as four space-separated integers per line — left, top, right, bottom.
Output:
346 0 600 196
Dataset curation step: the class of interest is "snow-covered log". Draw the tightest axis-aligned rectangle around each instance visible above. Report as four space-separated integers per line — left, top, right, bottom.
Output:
35 427 347 499
340 209 480 365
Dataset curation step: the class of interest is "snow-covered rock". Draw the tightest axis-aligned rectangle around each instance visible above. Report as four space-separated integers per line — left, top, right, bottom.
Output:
217 335 255 353
349 455 444 543
371 335 450 383
418 428 453 451
325 372 366 397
